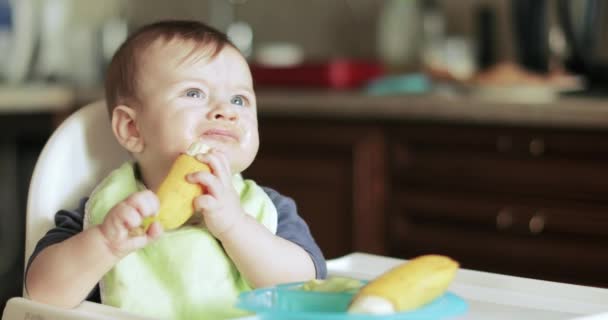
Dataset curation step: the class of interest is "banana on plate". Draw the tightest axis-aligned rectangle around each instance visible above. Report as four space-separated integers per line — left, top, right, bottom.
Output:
348 254 459 314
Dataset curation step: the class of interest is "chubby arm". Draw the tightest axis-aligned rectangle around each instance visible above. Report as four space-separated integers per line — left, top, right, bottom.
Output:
26 226 121 307
189 151 317 288
219 214 316 288
26 191 162 308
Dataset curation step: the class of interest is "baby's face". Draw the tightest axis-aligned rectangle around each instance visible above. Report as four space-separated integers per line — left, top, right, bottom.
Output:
134 39 258 176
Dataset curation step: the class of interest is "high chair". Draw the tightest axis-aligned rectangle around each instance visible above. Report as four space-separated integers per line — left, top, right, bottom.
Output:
22 100 130 282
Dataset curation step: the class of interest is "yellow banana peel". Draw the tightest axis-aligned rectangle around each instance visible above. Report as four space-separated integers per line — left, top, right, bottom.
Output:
348 255 459 314
141 142 210 231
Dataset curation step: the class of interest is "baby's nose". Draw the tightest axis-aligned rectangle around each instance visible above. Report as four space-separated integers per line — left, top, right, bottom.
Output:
209 105 238 122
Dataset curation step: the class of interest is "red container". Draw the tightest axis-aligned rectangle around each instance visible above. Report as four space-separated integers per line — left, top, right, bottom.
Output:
250 59 384 89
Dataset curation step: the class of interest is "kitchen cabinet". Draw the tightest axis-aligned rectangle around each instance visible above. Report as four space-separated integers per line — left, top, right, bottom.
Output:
247 92 608 288
389 123 608 288
244 119 387 259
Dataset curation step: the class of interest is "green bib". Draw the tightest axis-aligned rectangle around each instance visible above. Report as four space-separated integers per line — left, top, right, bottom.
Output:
83 162 277 319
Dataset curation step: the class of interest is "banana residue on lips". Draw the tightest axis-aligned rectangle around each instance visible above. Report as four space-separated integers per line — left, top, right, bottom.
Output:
202 128 240 142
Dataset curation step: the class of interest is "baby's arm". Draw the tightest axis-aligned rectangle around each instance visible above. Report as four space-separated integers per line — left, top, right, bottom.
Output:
26 191 162 308
188 151 316 288
219 214 316 288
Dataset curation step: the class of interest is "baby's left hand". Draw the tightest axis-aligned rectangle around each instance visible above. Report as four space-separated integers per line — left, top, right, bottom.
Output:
186 150 245 238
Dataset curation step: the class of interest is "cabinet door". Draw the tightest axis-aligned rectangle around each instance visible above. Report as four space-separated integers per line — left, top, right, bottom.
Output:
245 118 387 259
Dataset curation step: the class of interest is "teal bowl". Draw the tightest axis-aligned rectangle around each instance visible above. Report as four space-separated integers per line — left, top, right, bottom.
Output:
236 282 468 320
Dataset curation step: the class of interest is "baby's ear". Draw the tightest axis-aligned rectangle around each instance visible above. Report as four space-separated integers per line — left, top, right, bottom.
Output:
111 105 144 153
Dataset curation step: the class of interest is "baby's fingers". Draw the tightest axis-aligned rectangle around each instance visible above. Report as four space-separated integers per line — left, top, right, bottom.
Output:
124 190 160 219
117 205 144 229
104 191 159 238
193 194 218 213
116 192 157 230
187 171 222 197
120 235 150 252
146 221 164 239
124 221 163 251
196 151 231 185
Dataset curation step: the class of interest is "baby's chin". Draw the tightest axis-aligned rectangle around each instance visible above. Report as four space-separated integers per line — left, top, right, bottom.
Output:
231 155 257 176
229 159 250 176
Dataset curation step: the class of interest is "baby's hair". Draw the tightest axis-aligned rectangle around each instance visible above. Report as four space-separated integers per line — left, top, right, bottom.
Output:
104 20 236 113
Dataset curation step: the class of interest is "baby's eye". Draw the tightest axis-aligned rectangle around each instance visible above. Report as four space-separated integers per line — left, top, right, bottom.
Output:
185 89 205 99
231 95 246 106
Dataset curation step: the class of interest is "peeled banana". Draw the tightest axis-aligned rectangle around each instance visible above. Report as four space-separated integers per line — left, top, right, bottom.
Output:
301 276 364 293
141 142 210 231
348 255 459 314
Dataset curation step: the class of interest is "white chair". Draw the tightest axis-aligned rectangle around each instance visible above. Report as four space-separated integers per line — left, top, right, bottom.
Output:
24 100 130 275
1 100 151 320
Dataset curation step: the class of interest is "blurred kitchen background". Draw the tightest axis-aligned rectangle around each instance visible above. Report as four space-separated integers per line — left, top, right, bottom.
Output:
2 0 608 310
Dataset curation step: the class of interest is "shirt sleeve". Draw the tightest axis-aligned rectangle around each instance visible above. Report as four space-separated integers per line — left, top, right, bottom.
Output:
262 186 328 279
25 197 101 302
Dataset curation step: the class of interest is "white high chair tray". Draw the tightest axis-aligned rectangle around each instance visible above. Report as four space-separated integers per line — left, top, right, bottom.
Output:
3 252 608 320
325 253 608 320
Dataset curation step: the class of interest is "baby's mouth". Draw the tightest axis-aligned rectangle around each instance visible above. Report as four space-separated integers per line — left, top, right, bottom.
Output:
202 128 239 142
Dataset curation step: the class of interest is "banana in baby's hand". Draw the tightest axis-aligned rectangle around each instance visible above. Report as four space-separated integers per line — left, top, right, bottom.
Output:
141 142 211 231
348 255 459 314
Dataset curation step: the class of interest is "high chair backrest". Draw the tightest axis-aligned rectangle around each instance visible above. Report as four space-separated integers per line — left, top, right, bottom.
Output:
25 100 130 281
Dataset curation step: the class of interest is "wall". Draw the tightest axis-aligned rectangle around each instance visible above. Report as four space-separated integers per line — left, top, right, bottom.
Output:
125 0 517 65
127 0 382 60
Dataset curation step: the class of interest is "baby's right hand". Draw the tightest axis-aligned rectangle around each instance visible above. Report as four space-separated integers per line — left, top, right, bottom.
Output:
98 190 163 258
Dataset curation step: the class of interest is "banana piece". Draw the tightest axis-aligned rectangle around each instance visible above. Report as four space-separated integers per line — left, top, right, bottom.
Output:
348 255 459 314
140 142 211 231
301 276 364 293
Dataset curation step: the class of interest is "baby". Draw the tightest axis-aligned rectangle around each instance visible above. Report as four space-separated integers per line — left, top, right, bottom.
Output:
25 20 326 319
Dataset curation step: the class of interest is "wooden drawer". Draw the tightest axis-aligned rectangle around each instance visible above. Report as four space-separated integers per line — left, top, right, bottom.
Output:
393 188 608 238
389 188 608 286
389 124 608 160
390 125 608 202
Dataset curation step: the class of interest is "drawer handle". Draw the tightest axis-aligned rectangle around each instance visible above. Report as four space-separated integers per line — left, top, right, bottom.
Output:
529 213 546 234
393 145 410 168
496 208 514 230
529 138 545 157
496 136 513 153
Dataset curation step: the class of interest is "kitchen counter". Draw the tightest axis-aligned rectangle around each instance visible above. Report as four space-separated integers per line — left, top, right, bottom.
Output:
2 85 607 130
257 89 608 130
0 85 72 113
0 84 102 114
